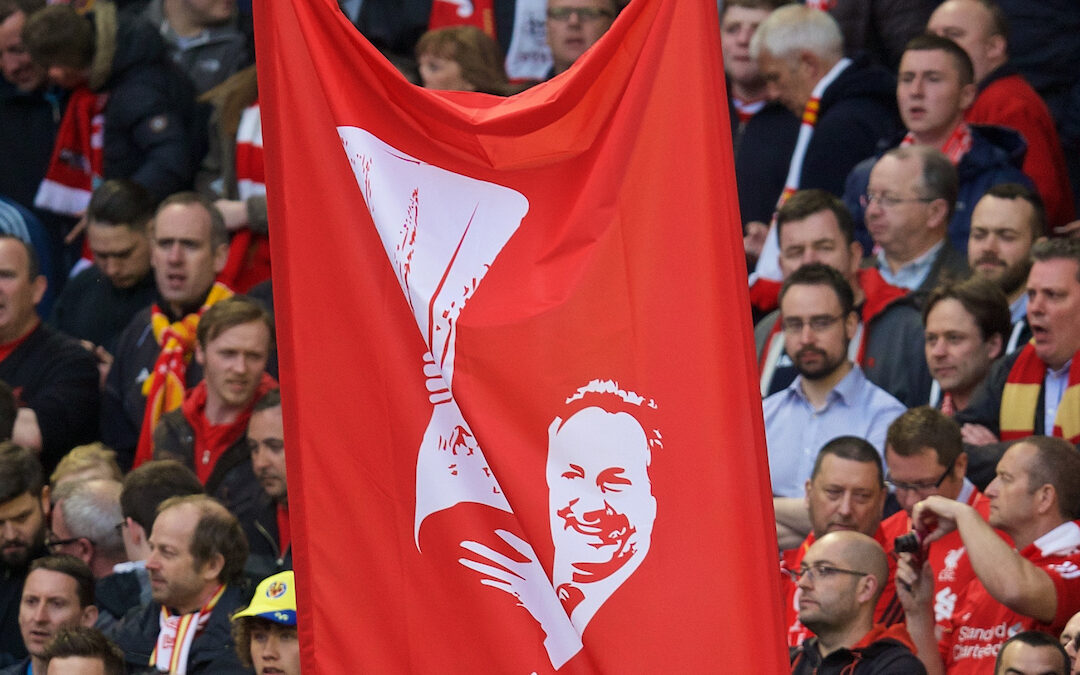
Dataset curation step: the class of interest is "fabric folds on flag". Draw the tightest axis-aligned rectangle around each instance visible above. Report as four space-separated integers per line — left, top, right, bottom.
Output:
254 0 786 671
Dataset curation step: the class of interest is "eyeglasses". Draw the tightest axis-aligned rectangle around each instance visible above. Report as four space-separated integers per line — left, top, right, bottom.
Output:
859 191 936 209
783 562 869 584
885 454 958 495
546 6 615 21
781 314 844 334
45 534 84 551
113 521 128 535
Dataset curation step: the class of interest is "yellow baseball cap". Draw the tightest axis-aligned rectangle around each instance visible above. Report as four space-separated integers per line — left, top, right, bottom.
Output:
232 570 296 626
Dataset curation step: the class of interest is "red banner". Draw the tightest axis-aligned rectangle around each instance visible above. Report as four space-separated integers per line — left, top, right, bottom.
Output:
253 0 786 671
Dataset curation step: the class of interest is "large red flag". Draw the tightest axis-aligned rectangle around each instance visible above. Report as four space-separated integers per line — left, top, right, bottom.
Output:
254 0 786 671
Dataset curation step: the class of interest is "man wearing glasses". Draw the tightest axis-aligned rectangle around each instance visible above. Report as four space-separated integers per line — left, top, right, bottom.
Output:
46 479 133 633
789 530 926 674
897 436 1080 674
843 34 1032 259
879 407 997 647
780 436 898 648
860 145 969 295
545 0 617 77
764 263 905 502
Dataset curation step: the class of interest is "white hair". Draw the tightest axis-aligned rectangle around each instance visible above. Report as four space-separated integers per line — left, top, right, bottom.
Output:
59 479 126 562
749 5 844 63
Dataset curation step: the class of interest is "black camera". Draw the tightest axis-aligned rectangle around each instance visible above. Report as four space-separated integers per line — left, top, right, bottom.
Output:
894 530 927 568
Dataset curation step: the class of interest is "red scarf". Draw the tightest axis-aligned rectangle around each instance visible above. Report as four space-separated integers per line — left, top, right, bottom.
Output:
134 283 234 468
34 87 107 216
1001 343 1080 443
218 102 272 293
180 373 277 484
901 122 973 165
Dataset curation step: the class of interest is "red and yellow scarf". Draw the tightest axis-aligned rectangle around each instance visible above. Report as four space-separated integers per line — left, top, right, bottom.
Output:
150 585 226 674
1001 343 1080 443
133 282 233 468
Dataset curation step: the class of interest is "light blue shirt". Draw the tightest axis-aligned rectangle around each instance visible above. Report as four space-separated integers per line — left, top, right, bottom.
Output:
876 240 944 291
763 365 907 498
1044 359 1072 435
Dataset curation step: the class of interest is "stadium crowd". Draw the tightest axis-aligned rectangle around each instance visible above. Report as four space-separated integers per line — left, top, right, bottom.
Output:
0 0 1079 671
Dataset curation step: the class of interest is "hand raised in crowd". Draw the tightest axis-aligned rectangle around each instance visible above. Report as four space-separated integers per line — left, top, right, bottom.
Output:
80 340 113 391
743 220 768 260
215 199 250 231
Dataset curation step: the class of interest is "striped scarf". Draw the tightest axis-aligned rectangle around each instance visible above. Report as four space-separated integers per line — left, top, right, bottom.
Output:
218 102 271 293
34 87 107 216
133 282 234 468
752 58 852 283
151 585 226 674
1001 343 1080 443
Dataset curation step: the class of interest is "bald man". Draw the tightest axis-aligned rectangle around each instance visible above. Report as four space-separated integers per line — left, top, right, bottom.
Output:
789 531 926 674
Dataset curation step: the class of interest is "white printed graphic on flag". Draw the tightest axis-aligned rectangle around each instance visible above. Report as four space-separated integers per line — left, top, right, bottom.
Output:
338 127 529 547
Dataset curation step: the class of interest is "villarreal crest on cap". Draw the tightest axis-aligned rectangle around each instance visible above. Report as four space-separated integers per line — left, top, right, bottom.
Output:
232 570 297 626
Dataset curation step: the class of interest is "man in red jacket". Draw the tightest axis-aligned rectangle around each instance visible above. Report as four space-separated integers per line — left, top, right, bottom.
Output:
928 0 1074 228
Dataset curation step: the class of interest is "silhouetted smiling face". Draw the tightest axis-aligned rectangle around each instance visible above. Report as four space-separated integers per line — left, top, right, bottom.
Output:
547 407 655 595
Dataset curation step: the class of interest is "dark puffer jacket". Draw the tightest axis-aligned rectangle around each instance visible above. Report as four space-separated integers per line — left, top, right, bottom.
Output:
88 4 205 199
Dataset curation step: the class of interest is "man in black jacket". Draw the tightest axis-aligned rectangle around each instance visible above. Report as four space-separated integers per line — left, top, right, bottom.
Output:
21 3 203 201
789 531 926 675
113 494 250 674
235 389 291 581
0 235 98 473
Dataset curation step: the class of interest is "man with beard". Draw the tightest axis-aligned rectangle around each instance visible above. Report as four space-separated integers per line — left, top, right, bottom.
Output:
968 183 1044 354
779 436 899 648
923 278 1010 416
233 389 291 580
956 238 1080 485
789 531 925 674
755 189 931 407
763 263 906 500
0 443 49 666
152 296 276 518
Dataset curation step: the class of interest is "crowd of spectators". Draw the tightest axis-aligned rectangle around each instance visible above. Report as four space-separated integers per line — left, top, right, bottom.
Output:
1 0 1080 671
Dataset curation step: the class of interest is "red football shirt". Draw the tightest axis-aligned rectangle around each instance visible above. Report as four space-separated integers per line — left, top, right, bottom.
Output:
942 520 1080 674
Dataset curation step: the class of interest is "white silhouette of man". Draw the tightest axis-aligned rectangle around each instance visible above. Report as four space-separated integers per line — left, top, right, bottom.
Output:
460 380 660 670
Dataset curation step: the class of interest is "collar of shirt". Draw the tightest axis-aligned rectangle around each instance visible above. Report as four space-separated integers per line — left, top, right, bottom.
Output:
1011 293 1028 325
788 363 860 412
876 239 944 291
957 477 976 505
1044 358 1072 432
1031 520 1080 557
